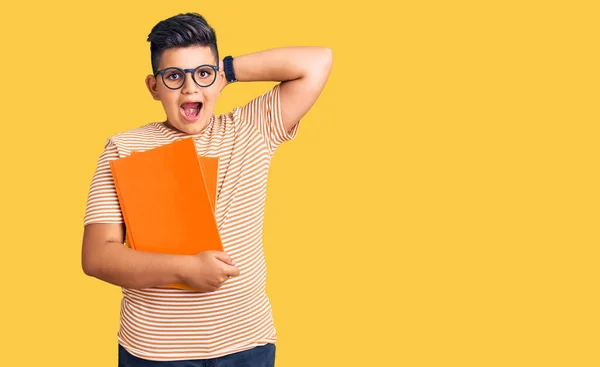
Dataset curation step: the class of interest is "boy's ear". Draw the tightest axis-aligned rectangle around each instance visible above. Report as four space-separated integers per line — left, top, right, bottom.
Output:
218 70 226 94
145 75 160 100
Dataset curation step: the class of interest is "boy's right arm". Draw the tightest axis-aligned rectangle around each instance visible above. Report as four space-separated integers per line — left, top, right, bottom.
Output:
82 223 240 291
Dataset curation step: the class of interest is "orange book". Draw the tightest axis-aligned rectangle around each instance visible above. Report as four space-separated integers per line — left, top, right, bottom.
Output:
123 155 219 249
109 137 222 291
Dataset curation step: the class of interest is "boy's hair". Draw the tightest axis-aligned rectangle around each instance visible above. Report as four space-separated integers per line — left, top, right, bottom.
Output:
147 12 219 74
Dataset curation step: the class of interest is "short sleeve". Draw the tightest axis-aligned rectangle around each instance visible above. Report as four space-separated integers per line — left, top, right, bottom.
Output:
83 139 124 226
237 83 300 154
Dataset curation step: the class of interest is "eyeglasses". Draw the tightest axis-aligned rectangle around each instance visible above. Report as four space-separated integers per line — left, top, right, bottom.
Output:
155 64 219 90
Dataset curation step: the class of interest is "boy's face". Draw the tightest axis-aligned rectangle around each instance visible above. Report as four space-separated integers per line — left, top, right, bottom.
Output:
145 45 224 135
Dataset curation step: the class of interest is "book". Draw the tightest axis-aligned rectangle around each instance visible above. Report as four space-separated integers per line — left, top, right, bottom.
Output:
109 137 222 291
123 155 219 248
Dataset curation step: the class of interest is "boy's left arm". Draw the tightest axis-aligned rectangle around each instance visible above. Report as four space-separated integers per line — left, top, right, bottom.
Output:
220 46 333 133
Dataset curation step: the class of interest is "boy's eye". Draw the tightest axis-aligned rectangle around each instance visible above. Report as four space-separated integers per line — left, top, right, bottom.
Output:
196 67 214 79
166 72 181 80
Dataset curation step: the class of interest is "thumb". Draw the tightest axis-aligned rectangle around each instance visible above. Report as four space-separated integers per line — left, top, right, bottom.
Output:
214 252 235 266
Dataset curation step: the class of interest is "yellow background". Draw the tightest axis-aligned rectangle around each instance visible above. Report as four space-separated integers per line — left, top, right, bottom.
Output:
0 0 598 366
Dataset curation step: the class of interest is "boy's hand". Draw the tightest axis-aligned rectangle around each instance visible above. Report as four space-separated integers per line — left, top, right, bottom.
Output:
181 251 240 292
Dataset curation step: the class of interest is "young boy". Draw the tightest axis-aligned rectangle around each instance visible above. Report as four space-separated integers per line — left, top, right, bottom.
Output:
81 12 332 367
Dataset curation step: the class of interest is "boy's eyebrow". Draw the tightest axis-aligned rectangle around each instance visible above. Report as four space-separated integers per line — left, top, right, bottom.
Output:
159 63 218 71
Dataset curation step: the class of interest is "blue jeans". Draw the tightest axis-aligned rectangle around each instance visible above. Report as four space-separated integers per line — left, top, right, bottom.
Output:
118 344 276 367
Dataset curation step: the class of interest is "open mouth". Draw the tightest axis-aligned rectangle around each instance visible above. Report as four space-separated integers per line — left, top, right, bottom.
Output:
180 102 202 121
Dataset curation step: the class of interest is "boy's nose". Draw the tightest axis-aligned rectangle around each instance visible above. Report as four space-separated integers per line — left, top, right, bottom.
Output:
181 72 199 94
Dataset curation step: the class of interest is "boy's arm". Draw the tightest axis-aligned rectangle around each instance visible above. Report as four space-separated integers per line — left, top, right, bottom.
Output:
82 223 239 290
82 223 189 289
222 46 333 133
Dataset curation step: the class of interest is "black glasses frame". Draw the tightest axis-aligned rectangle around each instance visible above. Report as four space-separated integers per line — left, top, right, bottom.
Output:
155 64 219 90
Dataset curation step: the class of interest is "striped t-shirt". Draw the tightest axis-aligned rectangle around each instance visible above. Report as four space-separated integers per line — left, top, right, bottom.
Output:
83 84 299 361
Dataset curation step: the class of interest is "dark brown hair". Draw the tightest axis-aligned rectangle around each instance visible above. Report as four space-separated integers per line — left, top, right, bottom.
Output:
147 12 219 74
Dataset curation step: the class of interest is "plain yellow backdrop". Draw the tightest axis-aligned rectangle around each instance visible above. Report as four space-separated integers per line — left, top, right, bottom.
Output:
0 0 598 366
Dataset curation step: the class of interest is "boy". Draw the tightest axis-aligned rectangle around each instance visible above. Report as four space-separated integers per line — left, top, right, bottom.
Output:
81 12 332 367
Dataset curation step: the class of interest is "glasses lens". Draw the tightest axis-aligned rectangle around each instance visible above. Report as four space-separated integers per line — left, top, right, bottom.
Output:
194 66 216 86
163 68 185 89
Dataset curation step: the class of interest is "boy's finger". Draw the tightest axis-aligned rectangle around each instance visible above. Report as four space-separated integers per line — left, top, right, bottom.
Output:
224 265 240 277
214 252 235 266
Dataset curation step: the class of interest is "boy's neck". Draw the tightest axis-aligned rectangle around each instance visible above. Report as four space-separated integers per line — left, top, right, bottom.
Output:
162 116 216 136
